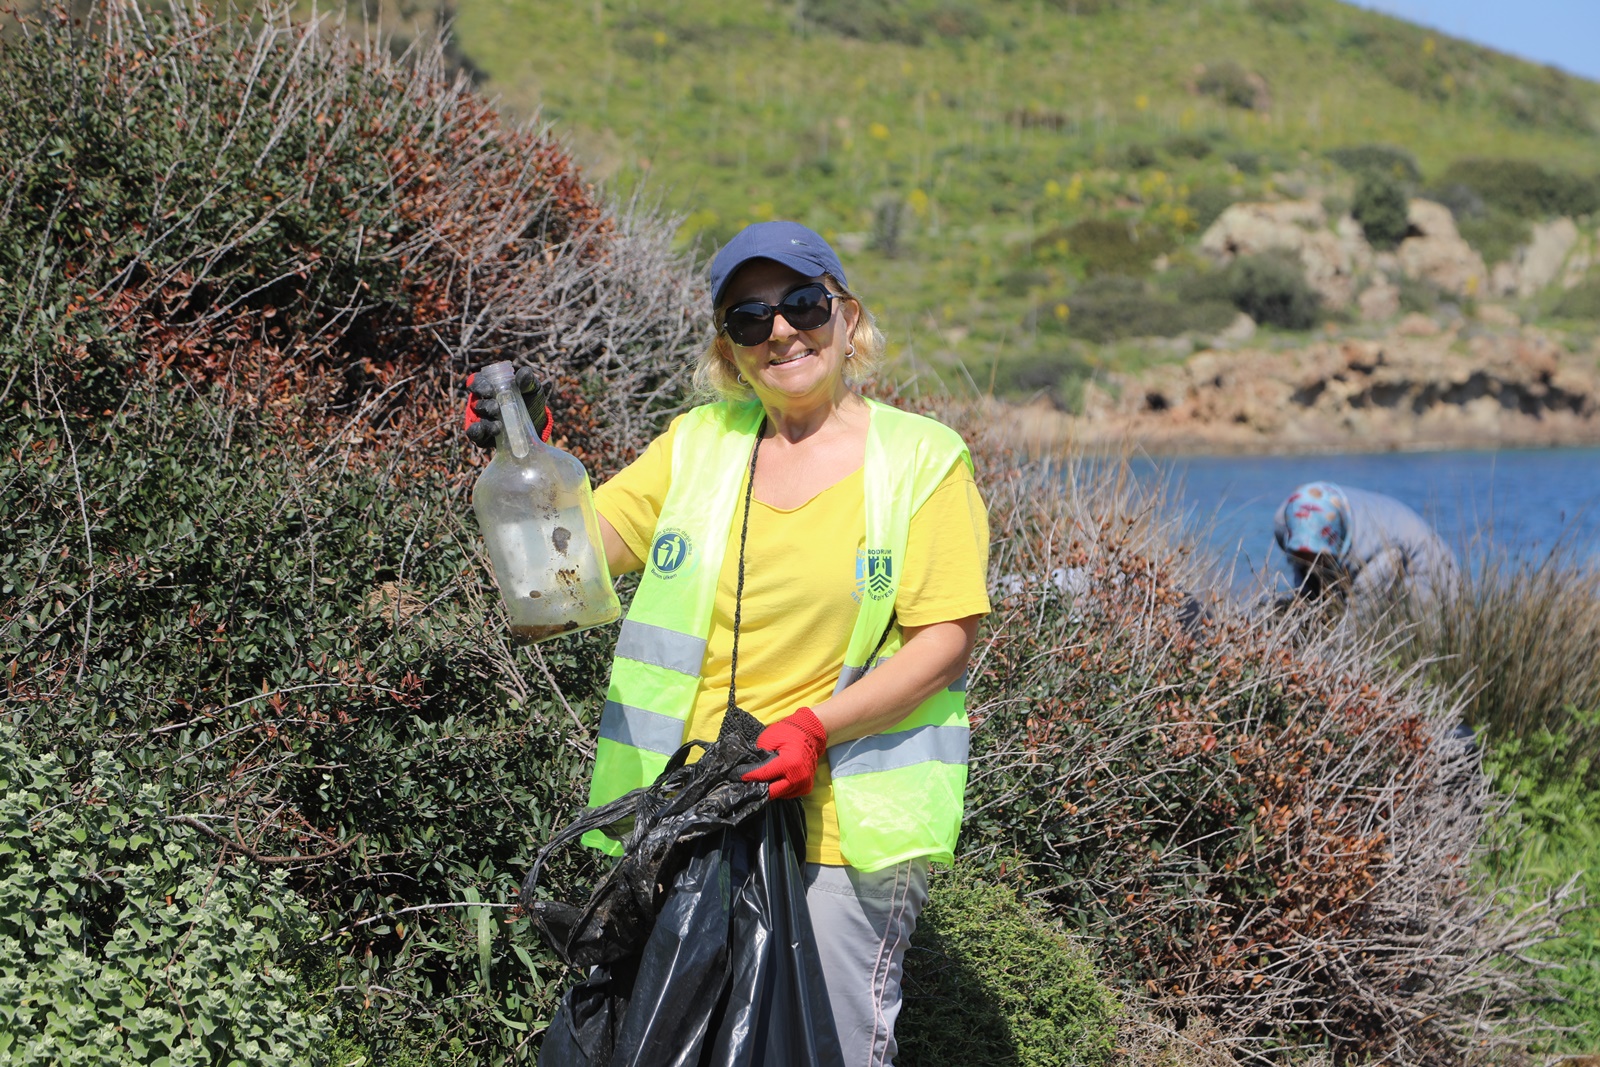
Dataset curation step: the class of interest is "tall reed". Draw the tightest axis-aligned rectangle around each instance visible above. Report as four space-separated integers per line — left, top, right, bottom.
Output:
1370 547 1600 767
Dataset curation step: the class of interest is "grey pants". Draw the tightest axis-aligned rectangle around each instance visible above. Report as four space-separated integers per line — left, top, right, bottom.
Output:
803 860 930 1067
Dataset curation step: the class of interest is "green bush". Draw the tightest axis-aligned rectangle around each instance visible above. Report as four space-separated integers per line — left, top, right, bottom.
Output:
800 0 987 43
1196 60 1261 110
1439 158 1600 220
1057 218 1176 278
1352 170 1412 250
0 728 333 1066
1224 149 1267 175
1552 280 1600 320
950 454 1566 1064
0 4 700 1061
1162 134 1214 161
1325 144 1422 184
899 864 1120 1067
1181 253 1321 329
1051 276 1235 343
1481 724 1600 1053
1251 0 1309 23
1457 210 1533 267
1187 186 1239 232
1119 142 1162 170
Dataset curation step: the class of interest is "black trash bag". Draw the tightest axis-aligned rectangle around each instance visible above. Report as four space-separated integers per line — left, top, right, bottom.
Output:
523 707 843 1067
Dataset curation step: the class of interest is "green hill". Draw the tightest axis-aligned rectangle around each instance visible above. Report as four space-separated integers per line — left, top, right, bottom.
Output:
436 0 1600 397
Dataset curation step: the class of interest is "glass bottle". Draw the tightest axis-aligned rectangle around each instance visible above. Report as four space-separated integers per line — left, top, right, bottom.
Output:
471 362 620 644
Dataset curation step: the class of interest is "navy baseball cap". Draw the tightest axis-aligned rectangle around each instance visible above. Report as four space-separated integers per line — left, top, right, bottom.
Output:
708 221 847 310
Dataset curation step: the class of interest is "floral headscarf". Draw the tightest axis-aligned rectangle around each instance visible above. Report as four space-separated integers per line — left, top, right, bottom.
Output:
1278 481 1350 558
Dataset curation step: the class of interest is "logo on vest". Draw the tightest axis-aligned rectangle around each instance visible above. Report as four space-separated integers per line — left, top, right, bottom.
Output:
854 548 895 602
649 529 693 579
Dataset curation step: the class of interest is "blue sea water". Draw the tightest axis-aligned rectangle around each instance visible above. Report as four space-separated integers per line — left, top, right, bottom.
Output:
1130 447 1600 590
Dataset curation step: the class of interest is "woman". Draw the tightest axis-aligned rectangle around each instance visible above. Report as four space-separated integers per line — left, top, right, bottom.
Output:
471 221 990 1065
1274 480 1457 607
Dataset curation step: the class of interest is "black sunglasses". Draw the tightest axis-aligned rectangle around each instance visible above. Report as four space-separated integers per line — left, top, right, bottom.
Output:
720 282 837 347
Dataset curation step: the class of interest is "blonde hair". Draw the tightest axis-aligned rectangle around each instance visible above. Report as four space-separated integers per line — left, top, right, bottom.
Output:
691 274 886 402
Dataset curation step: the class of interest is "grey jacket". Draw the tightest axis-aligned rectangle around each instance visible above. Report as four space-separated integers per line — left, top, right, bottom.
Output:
1273 485 1458 601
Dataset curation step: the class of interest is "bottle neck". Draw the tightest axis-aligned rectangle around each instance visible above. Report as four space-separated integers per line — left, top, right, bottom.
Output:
494 384 536 459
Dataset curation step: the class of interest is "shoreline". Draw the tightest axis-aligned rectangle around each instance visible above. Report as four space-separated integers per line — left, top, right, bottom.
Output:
989 322 1600 460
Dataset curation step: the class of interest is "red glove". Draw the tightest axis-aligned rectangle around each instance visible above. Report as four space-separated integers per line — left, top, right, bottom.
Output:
742 707 829 799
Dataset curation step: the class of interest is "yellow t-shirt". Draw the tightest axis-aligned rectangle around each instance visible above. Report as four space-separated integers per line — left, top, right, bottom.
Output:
594 413 991 865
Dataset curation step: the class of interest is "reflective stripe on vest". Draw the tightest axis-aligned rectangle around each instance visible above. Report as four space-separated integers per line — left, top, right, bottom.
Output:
585 399 975 870
612 618 706 677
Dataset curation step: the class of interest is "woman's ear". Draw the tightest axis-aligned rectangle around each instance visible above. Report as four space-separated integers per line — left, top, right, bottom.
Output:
840 296 862 337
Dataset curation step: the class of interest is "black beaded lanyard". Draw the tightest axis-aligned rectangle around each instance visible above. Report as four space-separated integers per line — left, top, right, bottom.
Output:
726 417 766 717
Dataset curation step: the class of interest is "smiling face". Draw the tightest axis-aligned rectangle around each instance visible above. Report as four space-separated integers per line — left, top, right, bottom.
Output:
716 259 860 411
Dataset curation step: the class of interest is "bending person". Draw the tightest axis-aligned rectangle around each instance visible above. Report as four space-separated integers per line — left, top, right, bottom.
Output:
1273 481 1457 607
468 221 990 1066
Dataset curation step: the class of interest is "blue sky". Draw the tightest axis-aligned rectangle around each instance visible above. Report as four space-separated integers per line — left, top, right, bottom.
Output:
1343 1 1600 82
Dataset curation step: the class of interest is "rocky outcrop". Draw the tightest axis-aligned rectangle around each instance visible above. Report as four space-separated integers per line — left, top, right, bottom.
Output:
1396 199 1487 298
1200 200 1365 308
1490 218 1581 298
1071 325 1600 454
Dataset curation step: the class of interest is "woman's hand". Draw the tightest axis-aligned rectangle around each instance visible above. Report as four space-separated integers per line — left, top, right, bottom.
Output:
742 707 830 798
464 365 553 448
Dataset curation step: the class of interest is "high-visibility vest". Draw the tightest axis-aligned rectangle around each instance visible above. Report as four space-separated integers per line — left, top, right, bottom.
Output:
584 398 973 872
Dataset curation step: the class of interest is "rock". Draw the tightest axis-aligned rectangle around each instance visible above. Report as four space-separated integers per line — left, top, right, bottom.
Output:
1489 260 1520 298
1066 325 1600 454
1199 200 1365 308
1476 303 1520 327
1396 313 1441 337
1397 199 1487 298
1492 217 1580 298
1358 281 1400 322
1517 218 1579 296
1561 224 1599 290
1214 312 1257 345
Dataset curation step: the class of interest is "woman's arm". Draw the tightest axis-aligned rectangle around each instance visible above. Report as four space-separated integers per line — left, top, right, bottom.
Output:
808 615 983 744
599 513 643 576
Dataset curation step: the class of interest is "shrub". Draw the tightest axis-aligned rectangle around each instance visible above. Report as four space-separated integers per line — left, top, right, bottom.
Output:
1397 273 1446 314
1181 253 1321 329
938 446 1568 1065
1457 210 1533 267
1162 134 1214 161
0 728 333 1066
1352 171 1412 250
1051 276 1235 344
1224 149 1266 175
1423 181 1488 228
1552 280 1600 320
1339 20 1478 106
1493 64 1600 137
1120 142 1162 170
1058 218 1176 278
1251 0 1309 23
0 3 700 1061
1365 549 1600 771
1481 726 1600 1052
1196 60 1263 110
1187 186 1239 233
800 0 987 43
1439 159 1600 220
899 863 1120 1067
1325 144 1422 184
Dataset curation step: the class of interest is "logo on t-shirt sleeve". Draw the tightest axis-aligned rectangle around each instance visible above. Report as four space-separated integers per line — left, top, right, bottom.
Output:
854 548 895 602
649 529 693 579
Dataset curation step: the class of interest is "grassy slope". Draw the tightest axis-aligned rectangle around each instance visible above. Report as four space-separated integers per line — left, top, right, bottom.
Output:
442 0 1600 394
